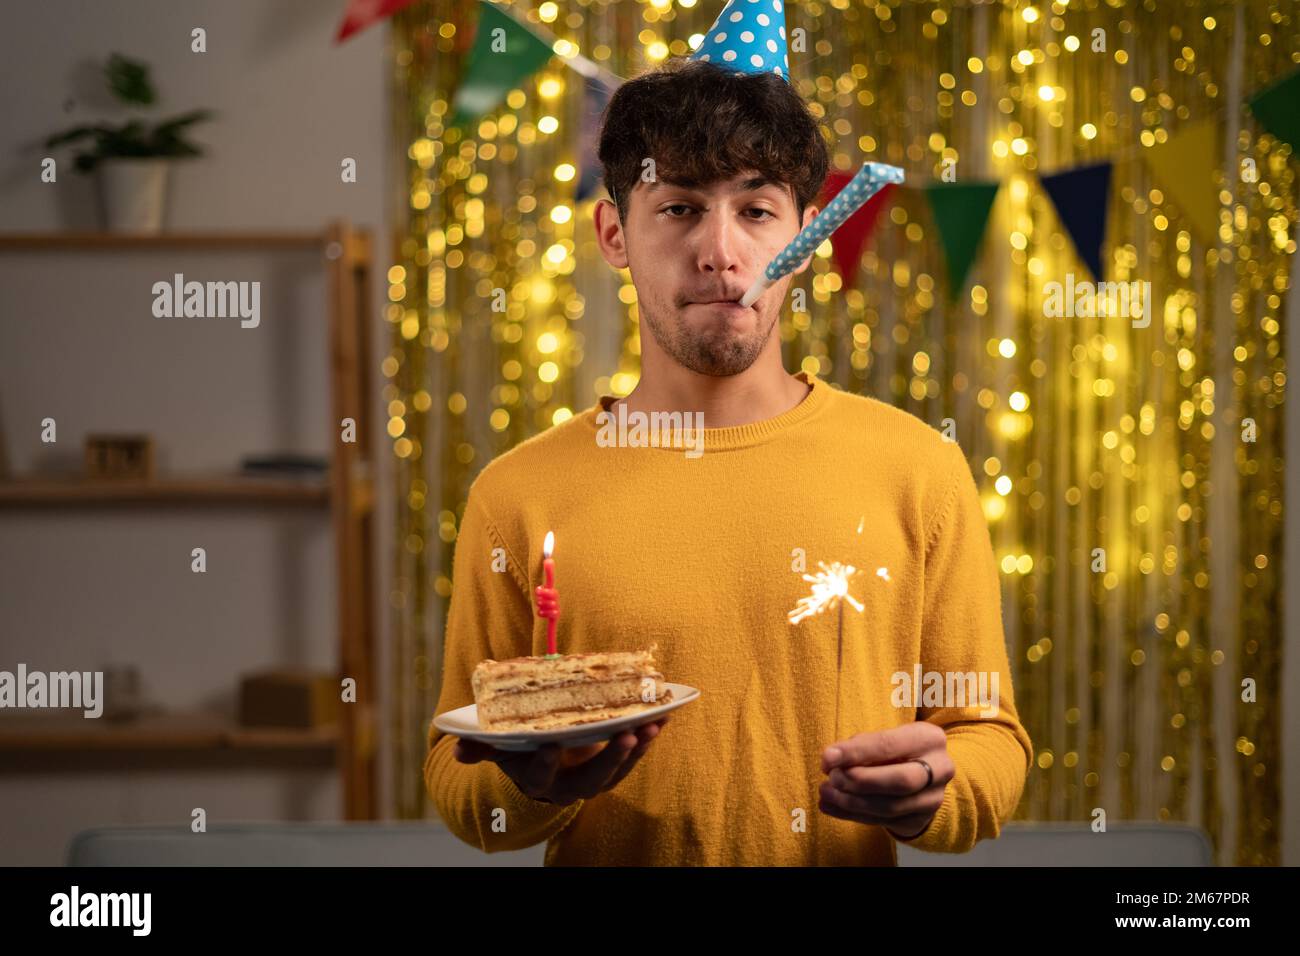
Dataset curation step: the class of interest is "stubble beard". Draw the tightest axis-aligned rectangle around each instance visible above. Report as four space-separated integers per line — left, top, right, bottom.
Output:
641 294 779 377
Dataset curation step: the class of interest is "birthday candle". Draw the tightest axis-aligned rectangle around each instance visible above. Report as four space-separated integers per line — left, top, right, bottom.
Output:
738 162 905 307
539 531 559 657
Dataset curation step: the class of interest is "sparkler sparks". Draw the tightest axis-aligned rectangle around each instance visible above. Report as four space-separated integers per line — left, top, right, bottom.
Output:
787 561 865 624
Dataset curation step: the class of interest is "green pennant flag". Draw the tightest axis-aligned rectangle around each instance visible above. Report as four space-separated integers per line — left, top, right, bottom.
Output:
450 1 555 130
923 182 1001 301
1247 66 1300 151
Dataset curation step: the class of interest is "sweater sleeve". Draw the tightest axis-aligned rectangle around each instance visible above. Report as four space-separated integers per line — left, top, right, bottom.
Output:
892 438 1034 854
423 483 583 852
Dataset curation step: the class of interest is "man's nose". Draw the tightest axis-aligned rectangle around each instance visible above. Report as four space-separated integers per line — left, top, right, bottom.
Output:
694 209 746 275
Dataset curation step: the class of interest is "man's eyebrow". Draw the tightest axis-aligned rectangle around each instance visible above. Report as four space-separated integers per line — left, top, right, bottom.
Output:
645 179 689 194
645 177 784 195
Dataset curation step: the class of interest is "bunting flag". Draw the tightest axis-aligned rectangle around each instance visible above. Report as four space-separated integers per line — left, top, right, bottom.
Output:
1141 118 1220 244
334 0 416 44
424 15 1295 301
923 181 1000 300
820 170 897 290
1040 161 1112 281
449 1 555 130
575 75 617 203
1247 65 1300 151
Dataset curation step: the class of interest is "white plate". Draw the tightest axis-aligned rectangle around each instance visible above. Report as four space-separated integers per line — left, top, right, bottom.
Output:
433 682 700 751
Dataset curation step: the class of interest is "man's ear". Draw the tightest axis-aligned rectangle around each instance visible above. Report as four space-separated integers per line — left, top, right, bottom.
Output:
594 197 629 269
792 204 820 276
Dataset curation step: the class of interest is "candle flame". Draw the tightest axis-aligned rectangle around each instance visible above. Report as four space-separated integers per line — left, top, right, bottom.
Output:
543 530 554 558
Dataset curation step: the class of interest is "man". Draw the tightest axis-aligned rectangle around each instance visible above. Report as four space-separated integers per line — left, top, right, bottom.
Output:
424 9 1032 866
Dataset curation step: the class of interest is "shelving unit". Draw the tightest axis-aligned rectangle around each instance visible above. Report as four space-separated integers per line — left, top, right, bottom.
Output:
0 221 378 817
0 474 331 507
0 711 338 755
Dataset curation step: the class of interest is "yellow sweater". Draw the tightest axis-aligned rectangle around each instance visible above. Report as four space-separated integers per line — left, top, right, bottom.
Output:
425 370 1033 865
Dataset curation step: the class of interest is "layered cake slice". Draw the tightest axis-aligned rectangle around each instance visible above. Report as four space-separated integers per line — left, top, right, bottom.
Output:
472 644 673 732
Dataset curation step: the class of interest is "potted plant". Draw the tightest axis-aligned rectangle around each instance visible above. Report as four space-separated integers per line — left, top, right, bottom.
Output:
44 53 214 233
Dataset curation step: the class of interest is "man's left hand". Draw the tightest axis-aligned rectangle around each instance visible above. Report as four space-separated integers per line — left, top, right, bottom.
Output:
818 721 954 840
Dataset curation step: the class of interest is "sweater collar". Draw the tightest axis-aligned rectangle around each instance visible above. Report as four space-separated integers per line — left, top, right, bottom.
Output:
583 370 831 453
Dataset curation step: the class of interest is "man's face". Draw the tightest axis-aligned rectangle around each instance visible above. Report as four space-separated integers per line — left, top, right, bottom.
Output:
596 170 818 377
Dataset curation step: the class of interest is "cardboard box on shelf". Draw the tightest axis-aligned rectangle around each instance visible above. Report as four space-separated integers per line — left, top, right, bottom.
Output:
238 670 339 729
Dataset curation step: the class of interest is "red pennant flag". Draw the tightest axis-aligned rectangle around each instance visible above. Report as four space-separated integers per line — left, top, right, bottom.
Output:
335 0 417 43
820 170 896 290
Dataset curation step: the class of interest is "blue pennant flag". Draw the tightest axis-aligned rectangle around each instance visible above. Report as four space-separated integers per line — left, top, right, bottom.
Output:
1040 162 1113 281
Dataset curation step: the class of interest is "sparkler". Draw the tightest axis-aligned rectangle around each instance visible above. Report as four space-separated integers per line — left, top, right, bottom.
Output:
786 522 893 862
788 561 863 740
787 519 893 739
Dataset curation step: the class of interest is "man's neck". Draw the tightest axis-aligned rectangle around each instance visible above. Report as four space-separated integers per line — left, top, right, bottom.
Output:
610 356 812 430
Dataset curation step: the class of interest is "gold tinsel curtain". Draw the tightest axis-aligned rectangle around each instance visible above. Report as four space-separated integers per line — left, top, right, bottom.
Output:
387 0 1294 865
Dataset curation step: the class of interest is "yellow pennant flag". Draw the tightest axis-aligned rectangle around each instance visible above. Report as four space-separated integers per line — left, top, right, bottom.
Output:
1141 117 1220 244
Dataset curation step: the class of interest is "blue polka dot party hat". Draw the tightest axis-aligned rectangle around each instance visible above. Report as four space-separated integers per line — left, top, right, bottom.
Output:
690 0 790 81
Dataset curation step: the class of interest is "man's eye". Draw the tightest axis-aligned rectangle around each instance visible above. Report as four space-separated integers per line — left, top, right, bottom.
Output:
662 206 773 220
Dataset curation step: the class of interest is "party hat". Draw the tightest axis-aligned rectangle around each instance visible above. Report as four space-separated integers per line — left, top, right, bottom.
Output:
690 0 790 81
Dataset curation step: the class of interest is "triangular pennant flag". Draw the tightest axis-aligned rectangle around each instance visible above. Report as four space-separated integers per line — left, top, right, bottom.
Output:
819 170 896 290
449 1 555 130
1141 118 1219 244
575 75 617 204
334 0 416 44
923 181 1000 300
1039 162 1112 281
1247 65 1300 151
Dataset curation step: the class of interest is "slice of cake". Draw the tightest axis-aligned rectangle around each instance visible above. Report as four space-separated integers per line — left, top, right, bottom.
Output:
472 644 673 732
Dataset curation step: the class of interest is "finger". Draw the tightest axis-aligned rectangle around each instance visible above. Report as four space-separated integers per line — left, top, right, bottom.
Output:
518 743 563 795
603 722 665 789
558 729 638 798
819 779 941 820
822 720 945 771
817 796 864 824
829 760 936 797
558 741 609 768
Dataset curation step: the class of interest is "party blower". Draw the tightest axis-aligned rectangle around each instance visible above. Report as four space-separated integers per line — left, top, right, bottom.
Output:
738 161 905 308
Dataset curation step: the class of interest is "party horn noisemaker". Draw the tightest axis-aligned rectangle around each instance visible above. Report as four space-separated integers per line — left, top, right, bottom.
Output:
738 161 905 307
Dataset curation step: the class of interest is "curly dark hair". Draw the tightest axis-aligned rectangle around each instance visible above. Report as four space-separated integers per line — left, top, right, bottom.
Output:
597 57 829 225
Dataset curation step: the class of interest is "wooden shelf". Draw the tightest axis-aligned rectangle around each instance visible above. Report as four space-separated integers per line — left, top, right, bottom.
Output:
0 232 331 250
0 220 379 811
0 711 338 755
0 474 330 507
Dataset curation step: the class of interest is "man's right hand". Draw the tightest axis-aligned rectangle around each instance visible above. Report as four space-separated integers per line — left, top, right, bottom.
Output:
452 717 670 806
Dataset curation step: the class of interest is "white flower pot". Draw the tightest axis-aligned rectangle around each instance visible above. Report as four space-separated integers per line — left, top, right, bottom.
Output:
97 158 171 233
